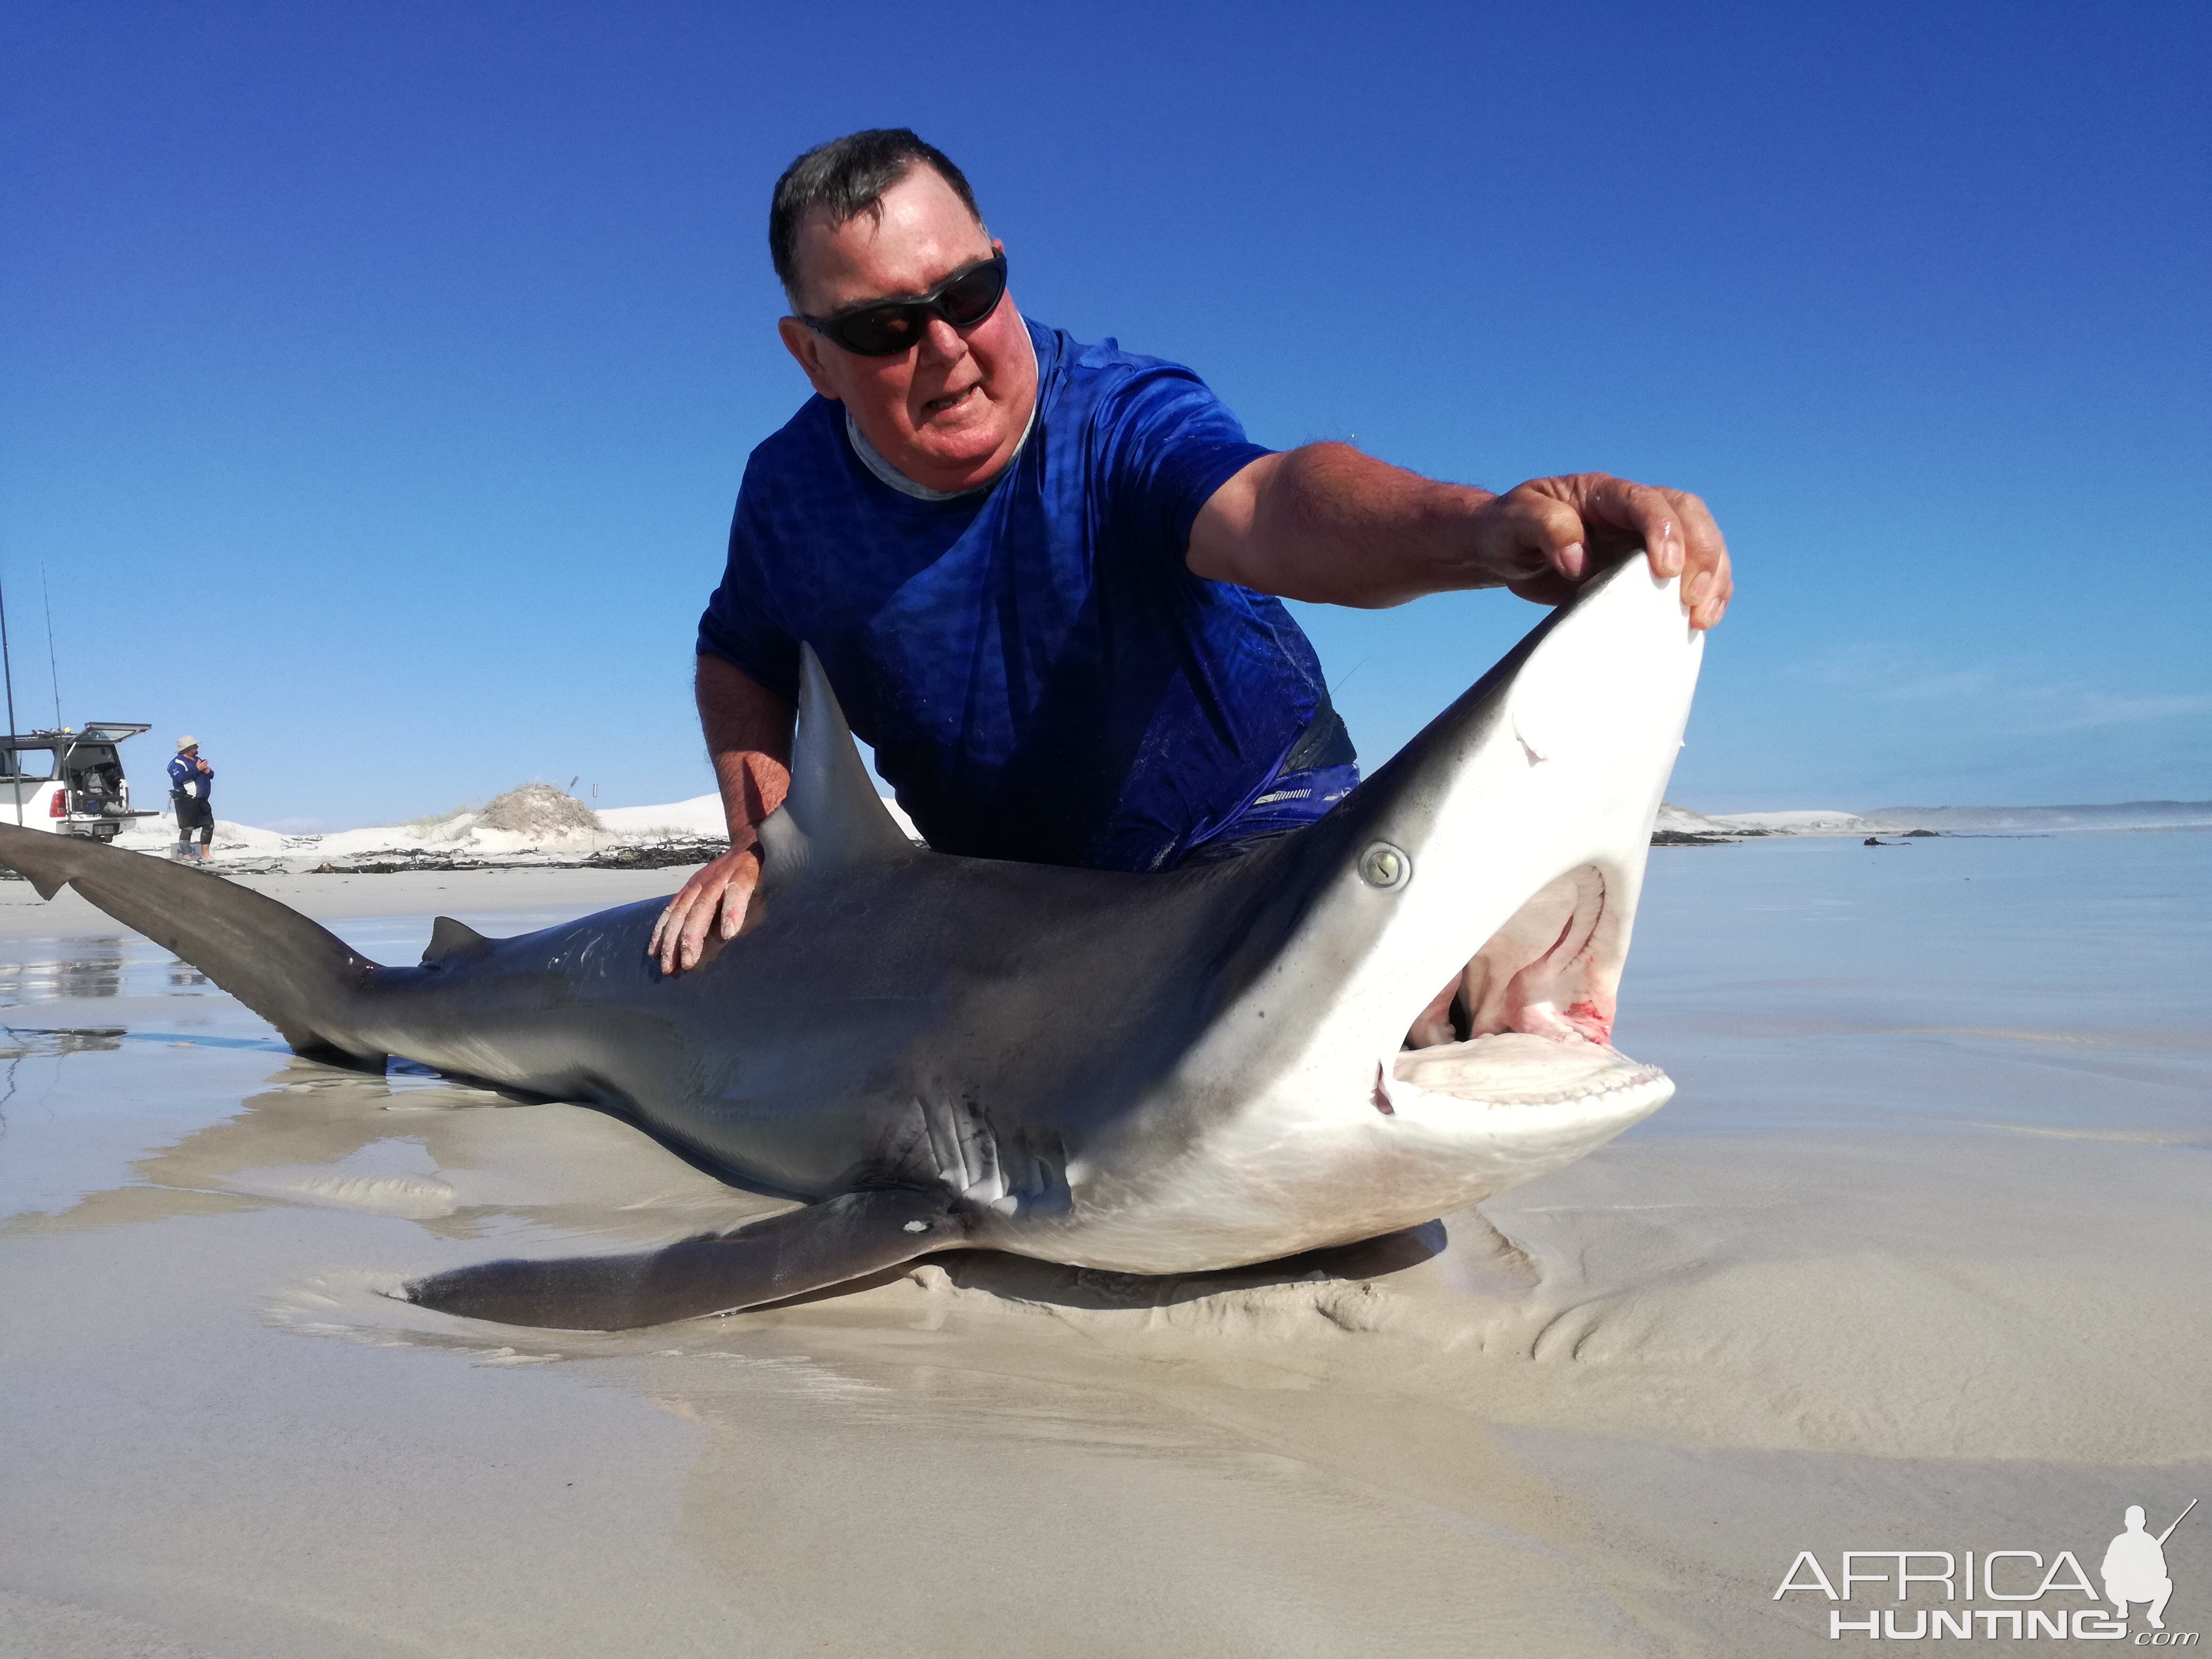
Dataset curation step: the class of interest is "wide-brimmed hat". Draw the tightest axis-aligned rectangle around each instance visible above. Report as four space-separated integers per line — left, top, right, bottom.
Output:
177 736 198 751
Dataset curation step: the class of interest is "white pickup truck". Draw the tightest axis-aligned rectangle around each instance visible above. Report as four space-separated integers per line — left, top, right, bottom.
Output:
0 723 162 842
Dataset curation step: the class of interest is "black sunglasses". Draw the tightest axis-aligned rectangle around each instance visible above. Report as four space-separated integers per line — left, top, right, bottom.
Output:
797 253 1008 357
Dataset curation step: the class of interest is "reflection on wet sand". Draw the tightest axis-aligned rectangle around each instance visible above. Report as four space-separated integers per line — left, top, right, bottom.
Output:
0 935 223 1007
0 938 127 1001
2 1026 127 1059
0 1025 129 1122
1 1060 766 1244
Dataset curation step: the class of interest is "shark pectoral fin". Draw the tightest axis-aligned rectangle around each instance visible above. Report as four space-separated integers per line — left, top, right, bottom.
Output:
400 1187 963 1330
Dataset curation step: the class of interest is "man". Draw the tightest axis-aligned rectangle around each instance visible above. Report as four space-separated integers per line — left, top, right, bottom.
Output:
167 736 214 862
652 129 1731 974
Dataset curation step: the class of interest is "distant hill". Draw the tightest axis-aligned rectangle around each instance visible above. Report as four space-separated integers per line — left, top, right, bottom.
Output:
1650 803 1927 842
1706 808 1911 835
1867 801 2212 832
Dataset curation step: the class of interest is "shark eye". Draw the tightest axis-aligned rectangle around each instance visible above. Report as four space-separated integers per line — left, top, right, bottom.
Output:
1358 842 1411 890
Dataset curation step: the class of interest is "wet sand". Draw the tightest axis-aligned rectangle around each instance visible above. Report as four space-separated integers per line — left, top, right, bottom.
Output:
2 834 2206 1656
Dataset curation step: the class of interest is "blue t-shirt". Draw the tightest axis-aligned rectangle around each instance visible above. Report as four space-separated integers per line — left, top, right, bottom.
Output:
698 319 1355 872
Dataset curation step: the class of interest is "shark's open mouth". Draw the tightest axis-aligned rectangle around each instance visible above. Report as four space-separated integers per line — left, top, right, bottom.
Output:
1386 864 1663 1108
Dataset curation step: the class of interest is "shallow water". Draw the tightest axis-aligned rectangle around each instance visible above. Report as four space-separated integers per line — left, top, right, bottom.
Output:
1 834 2206 1656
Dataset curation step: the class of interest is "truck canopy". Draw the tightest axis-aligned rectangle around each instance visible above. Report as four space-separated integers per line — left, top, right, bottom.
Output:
0 724 152 777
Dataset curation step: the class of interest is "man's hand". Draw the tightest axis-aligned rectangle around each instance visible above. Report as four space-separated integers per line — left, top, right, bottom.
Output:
649 836 765 976
653 655 795 977
1472 474 1731 630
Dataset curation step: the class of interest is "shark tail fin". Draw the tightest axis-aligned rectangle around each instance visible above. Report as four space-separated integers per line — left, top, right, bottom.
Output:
0 824 382 1060
757 643 916 883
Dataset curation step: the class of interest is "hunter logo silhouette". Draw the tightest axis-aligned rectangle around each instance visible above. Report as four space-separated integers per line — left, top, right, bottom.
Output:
2105 1500 2193 1630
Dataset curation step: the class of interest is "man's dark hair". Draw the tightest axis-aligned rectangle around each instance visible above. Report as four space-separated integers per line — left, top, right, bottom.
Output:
769 128 983 307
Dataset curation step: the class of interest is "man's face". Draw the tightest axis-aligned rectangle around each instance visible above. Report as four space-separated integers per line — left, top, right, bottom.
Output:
776 165 1036 494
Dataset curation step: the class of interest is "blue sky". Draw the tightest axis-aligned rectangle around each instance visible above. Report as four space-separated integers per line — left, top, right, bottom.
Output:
4 1 2205 830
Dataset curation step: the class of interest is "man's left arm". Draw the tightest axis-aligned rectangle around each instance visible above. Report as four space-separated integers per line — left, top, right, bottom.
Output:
1187 443 1731 630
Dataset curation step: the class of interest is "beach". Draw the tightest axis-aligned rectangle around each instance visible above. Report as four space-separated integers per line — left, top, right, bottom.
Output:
2 830 2206 1656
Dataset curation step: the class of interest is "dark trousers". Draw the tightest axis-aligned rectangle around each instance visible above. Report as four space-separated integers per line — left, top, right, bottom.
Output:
173 794 214 846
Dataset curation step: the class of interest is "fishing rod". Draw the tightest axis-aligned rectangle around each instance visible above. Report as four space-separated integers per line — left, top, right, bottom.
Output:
0 568 19 826
41 563 61 728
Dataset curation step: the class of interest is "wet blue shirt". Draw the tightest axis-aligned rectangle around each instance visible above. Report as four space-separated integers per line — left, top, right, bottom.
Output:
698 319 1356 872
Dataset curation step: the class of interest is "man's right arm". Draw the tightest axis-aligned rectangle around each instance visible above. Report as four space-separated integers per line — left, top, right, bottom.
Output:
648 654 795 975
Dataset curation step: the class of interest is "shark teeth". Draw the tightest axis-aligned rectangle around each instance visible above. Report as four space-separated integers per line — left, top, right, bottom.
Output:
1384 1032 1663 1111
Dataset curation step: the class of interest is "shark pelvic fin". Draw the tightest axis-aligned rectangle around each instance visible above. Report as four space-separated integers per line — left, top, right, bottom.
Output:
401 1186 963 1329
758 643 915 882
421 915 493 966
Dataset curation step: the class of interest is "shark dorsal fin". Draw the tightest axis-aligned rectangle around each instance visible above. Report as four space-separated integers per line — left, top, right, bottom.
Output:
757 644 913 882
422 915 492 966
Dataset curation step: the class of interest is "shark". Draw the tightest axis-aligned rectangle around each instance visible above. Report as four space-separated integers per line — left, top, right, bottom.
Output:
0 552 1702 1331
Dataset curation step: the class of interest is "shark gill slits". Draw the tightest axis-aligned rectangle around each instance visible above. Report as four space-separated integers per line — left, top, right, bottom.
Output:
1358 842 1411 890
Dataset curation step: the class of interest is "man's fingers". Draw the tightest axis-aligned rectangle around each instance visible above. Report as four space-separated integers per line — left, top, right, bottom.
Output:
648 885 697 956
1494 473 1732 627
1578 476 1685 576
1492 476 1674 591
1562 475 1732 629
654 892 691 974
676 887 718 972
1666 489 1732 630
648 894 685 961
716 852 760 941
1486 485 1592 586
674 862 738 970
655 869 725 974
652 847 766 974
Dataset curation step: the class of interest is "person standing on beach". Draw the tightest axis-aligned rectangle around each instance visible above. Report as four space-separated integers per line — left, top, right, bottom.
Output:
652 128 1734 974
168 737 214 863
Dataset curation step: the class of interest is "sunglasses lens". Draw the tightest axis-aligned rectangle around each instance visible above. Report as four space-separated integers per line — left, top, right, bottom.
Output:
833 306 923 356
937 258 1007 327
